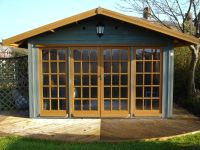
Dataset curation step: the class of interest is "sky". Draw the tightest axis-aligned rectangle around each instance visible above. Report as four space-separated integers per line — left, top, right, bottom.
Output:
0 0 139 42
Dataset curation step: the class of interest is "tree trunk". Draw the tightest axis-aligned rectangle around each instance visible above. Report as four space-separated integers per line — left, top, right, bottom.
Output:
187 45 200 98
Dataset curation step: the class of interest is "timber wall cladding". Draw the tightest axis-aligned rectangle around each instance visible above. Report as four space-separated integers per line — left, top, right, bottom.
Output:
0 56 29 111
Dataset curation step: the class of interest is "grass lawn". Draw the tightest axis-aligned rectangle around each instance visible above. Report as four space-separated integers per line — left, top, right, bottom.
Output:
0 133 200 150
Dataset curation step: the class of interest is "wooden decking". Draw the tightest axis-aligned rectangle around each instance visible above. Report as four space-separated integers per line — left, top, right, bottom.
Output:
0 105 200 142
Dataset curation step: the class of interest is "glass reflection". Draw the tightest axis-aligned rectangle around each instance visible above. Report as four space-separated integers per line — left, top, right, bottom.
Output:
136 74 143 85
82 75 89 85
82 87 89 98
145 62 151 72
153 62 160 72
121 75 128 85
42 50 49 60
59 62 66 73
112 100 119 110
104 100 111 110
51 87 57 98
91 75 97 85
43 87 49 97
136 99 143 110
152 99 159 110
91 62 97 73
153 49 160 60
74 87 81 98
104 49 111 60
43 75 49 85
51 100 58 110
91 87 97 98
83 100 89 110
104 75 111 85
74 100 81 110
104 62 111 73
104 87 111 98
51 62 57 73
74 62 81 73
136 49 143 60
43 62 49 73
121 100 128 110
74 50 81 60
145 74 151 85
144 99 151 110
112 62 119 73
136 87 143 97
82 50 89 61
74 75 81 85
121 62 128 73
59 75 66 85
90 50 97 61
144 87 151 97
112 49 120 60
50 50 57 60
121 50 128 60
51 75 57 85
112 75 119 85
82 62 89 73
153 74 160 85
91 100 98 110
144 49 152 60
59 100 66 110
121 87 128 98
59 87 66 98
112 87 119 98
43 99 50 110
136 62 143 72
153 87 159 97
58 50 65 60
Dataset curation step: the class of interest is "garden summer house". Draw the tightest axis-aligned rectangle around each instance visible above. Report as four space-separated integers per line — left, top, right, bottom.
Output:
3 8 200 118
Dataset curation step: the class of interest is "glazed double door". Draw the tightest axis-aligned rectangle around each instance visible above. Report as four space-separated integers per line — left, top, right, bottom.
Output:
71 47 130 117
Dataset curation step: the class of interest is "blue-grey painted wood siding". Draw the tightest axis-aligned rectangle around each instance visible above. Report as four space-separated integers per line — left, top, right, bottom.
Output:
162 43 174 118
28 43 40 118
29 15 173 45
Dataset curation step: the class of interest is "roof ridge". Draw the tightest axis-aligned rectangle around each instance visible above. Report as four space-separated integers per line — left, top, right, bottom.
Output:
3 7 200 46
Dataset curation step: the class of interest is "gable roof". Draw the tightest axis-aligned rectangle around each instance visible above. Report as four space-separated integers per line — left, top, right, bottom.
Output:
3 7 200 46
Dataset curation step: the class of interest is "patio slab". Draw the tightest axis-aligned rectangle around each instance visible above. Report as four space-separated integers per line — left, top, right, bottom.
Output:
0 105 200 142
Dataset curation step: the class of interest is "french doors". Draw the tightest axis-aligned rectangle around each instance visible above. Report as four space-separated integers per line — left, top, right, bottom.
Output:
40 49 69 117
71 47 130 117
39 46 162 117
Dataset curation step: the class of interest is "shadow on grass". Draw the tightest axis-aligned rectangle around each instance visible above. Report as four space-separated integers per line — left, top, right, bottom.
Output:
1 136 200 150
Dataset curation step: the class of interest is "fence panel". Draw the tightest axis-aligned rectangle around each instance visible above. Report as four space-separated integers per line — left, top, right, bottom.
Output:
0 56 29 111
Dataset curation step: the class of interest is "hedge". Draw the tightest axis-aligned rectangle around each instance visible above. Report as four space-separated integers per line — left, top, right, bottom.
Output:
174 46 200 116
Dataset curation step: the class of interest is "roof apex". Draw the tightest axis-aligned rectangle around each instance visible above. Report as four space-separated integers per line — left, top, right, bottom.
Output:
3 7 200 46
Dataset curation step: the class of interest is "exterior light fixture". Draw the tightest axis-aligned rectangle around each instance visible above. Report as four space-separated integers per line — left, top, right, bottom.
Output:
96 22 104 37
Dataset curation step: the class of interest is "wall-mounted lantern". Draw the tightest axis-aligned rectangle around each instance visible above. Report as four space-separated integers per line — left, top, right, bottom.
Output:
96 22 104 37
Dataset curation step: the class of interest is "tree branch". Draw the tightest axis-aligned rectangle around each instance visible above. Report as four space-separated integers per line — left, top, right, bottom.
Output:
145 0 171 28
183 0 193 32
163 0 183 32
175 0 184 23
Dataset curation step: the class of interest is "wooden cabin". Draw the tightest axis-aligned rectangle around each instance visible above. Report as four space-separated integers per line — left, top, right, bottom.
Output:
3 8 200 118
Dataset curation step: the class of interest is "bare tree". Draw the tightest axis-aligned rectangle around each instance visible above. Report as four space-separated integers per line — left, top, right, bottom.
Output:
118 0 200 97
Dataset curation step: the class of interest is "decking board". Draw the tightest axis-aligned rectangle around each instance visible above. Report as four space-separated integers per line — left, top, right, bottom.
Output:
0 105 199 142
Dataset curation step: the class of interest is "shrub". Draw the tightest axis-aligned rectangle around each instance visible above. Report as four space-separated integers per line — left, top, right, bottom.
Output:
180 97 200 117
174 47 200 116
174 47 191 100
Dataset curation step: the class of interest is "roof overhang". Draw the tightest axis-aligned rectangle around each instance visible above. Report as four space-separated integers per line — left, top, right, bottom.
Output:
3 7 200 47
